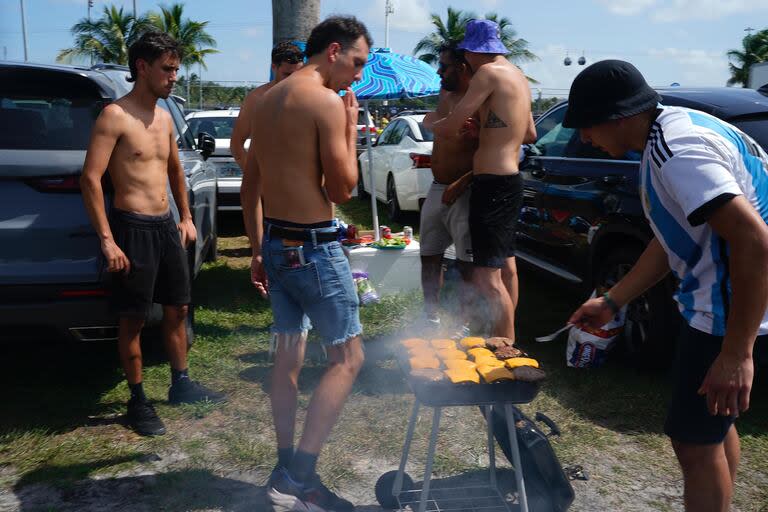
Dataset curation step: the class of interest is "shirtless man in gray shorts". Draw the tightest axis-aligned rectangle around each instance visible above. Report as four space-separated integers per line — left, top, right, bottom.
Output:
433 20 536 341
421 41 478 335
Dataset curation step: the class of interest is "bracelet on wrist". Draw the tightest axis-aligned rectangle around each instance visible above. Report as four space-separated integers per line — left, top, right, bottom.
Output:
602 292 621 315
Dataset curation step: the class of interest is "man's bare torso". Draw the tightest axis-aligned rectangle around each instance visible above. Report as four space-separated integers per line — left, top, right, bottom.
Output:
251 76 334 224
108 98 173 215
430 91 478 184
473 60 532 175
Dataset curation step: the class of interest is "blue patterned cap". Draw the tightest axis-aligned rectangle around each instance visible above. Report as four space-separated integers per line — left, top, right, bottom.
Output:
458 19 508 55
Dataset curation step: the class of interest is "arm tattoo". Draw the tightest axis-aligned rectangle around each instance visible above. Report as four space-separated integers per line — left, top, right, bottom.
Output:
484 110 508 129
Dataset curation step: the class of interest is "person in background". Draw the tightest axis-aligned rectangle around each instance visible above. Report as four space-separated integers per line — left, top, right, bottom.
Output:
420 41 478 337
432 20 537 342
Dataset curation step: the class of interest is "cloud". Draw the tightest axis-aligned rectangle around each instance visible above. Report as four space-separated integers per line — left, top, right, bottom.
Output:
238 50 253 63
595 0 657 16
645 47 730 85
365 0 433 34
595 0 768 22
243 26 264 38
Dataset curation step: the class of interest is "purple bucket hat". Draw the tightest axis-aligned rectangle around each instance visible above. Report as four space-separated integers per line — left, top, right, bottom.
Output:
458 19 508 54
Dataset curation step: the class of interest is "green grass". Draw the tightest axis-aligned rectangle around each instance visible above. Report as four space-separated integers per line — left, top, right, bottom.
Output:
1 223 767 511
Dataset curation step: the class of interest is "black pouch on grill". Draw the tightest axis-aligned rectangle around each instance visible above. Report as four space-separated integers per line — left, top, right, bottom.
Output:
483 406 575 511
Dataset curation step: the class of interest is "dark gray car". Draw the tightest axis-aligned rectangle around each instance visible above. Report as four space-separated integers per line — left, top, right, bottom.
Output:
0 62 218 342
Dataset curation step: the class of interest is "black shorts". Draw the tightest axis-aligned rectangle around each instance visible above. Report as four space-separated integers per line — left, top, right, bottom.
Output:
469 173 523 268
108 208 191 317
664 323 767 444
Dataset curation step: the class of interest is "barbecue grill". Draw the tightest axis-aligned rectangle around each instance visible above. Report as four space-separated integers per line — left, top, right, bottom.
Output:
374 349 548 512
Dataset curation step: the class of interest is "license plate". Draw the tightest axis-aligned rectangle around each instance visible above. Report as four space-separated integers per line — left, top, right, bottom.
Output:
216 164 242 177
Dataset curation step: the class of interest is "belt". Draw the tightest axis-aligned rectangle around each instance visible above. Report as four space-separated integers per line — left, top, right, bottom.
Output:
269 225 339 243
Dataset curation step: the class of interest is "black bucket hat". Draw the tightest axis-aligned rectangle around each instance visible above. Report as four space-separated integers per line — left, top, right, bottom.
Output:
563 59 660 129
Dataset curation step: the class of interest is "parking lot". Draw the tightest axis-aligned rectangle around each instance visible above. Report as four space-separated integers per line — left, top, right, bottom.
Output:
1 209 767 512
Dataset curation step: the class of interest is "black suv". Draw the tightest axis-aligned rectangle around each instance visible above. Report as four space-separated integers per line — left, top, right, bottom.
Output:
518 87 768 357
0 61 218 343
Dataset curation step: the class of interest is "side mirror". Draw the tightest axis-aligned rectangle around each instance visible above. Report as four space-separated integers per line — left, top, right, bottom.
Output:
197 132 216 160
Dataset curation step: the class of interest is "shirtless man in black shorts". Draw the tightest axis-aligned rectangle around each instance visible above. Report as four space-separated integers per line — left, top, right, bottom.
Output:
433 20 536 340
81 32 224 437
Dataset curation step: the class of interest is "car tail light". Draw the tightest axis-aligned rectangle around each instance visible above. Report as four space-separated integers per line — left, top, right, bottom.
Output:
368 126 378 133
26 175 81 193
59 289 109 298
410 153 431 169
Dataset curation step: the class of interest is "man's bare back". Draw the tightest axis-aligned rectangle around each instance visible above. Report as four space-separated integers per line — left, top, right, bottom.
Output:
472 59 533 175
250 72 357 224
429 90 478 184
230 82 276 169
99 98 176 215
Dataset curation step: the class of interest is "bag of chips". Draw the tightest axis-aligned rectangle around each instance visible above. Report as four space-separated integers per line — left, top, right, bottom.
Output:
566 291 626 368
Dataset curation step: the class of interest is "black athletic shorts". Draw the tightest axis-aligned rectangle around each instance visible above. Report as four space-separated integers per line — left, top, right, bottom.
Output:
469 173 524 268
664 323 767 444
108 208 191 317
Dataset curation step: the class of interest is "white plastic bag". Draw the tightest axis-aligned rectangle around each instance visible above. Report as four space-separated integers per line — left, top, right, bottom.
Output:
566 291 626 368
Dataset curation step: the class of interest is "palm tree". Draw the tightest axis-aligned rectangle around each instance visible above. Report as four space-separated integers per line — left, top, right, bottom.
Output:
148 3 218 99
272 0 319 46
56 5 152 65
413 8 538 69
413 7 475 65
727 29 768 87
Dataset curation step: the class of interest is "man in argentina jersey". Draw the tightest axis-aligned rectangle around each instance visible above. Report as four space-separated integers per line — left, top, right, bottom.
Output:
563 60 768 512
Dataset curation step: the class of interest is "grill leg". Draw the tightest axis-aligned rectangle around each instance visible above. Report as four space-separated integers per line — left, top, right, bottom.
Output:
393 399 421 497
418 406 442 512
504 404 529 512
486 405 498 489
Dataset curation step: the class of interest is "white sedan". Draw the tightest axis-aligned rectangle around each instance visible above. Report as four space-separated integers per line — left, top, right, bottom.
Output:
357 114 434 221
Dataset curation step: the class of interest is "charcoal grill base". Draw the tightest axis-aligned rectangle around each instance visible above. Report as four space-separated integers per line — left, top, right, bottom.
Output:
381 401 533 512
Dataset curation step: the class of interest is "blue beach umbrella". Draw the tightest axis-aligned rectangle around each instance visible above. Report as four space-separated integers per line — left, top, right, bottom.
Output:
351 48 441 239
351 48 441 100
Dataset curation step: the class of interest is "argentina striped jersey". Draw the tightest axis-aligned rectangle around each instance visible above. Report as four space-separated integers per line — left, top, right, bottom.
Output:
640 106 768 336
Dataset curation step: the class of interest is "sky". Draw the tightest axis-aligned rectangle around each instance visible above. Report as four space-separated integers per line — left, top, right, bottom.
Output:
1 0 766 97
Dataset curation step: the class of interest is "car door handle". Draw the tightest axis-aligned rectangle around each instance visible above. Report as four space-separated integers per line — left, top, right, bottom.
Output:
601 175 626 186
531 169 547 179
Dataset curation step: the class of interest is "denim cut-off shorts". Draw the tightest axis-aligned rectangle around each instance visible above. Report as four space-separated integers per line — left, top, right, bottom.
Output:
261 223 362 346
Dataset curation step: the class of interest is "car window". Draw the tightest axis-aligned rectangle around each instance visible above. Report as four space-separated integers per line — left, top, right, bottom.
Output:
0 73 102 150
159 98 195 150
535 104 612 160
389 121 408 145
187 116 236 139
418 122 434 142
534 107 573 157
378 120 399 145
357 109 371 126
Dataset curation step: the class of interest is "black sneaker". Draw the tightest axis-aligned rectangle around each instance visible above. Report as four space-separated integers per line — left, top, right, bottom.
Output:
126 398 166 436
168 378 226 405
304 473 355 512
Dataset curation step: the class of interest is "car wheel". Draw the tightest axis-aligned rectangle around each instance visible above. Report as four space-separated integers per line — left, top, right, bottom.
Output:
594 247 679 369
357 164 369 201
386 174 403 222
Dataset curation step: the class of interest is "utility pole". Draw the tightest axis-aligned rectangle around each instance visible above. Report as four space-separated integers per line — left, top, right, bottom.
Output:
88 0 94 65
19 0 28 62
133 0 137 18
384 0 394 49
199 61 203 110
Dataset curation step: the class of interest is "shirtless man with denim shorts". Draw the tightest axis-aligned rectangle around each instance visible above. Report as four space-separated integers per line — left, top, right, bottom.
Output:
242 16 371 512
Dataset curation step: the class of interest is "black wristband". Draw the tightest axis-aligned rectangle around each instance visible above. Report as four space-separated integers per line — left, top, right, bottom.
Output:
602 292 621 315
